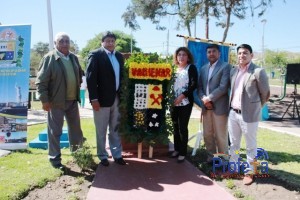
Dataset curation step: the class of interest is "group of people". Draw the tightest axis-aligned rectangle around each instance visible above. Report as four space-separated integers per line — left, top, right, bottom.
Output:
171 44 270 185
35 31 269 186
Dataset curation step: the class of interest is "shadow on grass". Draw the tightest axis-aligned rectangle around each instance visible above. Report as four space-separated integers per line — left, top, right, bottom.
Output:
267 150 300 164
266 168 300 191
14 149 33 154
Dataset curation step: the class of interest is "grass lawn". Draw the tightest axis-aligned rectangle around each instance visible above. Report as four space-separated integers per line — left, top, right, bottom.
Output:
268 78 300 88
0 118 299 199
187 118 300 189
268 78 285 87
0 119 98 200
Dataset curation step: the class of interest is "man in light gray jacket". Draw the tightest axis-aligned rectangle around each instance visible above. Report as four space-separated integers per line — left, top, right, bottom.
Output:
229 44 270 185
198 44 231 163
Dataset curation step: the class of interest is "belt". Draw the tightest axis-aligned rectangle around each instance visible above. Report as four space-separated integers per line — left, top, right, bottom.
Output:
231 107 242 114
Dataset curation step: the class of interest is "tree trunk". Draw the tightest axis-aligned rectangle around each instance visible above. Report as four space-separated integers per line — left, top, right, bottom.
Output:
222 8 231 42
187 24 192 36
205 0 209 39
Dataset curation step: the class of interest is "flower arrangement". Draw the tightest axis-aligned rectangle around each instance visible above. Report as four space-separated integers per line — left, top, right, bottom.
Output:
119 53 174 146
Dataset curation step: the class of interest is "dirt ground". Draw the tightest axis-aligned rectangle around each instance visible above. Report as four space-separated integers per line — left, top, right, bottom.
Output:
23 162 95 200
215 175 300 200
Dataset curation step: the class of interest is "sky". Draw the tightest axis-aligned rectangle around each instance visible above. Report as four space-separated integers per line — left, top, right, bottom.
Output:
1 0 300 55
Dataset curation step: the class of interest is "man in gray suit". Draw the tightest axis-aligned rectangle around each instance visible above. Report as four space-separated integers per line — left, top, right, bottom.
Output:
229 44 270 185
198 44 231 163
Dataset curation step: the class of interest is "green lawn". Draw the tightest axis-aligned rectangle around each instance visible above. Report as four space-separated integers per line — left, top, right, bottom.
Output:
0 118 299 199
268 78 285 86
268 78 300 88
0 119 98 200
187 118 300 190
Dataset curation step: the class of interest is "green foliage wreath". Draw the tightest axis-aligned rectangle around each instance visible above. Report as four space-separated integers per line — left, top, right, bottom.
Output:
119 53 175 146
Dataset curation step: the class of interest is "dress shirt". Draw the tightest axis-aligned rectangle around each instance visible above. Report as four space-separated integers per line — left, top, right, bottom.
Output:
103 47 120 91
231 62 251 110
206 61 217 96
56 49 70 60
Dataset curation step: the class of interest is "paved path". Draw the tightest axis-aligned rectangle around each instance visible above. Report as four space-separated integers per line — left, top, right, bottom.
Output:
87 157 235 200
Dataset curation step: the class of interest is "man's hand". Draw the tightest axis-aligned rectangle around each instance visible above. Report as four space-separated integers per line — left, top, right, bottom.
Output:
202 96 210 104
204 101 214 110
91 100 100 111
42 102 51 111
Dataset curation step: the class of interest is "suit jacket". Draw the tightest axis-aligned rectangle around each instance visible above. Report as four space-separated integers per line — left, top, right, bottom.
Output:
198 60 231 115
86 47 124 107
229 62 270 123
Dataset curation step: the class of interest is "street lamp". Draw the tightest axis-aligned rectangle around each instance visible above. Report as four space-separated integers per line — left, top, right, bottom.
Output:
261 19 267 67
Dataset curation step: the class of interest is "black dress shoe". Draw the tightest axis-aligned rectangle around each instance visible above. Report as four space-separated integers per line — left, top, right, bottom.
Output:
114 158 127 165
51 162 65 170
100 159 109 166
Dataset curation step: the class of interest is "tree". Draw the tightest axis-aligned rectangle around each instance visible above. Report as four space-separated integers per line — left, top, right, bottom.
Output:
200 0 220 39
80 31 141 67
216 0 281 42
122 0 203 36
70 40 79 54
265 49 288 69
122 5 141 31
30 42 50 74
30 51 42 75
124 0 281 42
33 42 49 58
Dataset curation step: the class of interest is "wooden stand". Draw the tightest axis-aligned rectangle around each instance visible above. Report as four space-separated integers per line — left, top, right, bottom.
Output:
137 143 154 159
138 143 142 158
149 145 153 158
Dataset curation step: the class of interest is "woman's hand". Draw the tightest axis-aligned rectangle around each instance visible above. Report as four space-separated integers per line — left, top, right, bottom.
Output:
174 94 185 106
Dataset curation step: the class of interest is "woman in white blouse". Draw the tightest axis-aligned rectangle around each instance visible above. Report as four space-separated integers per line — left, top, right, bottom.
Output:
170 47 198 163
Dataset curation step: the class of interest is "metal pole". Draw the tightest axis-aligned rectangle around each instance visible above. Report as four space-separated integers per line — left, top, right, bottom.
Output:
47 0 54 50
130 30 133 53
194 16 196 37
166 29 169 57
261 19 267 68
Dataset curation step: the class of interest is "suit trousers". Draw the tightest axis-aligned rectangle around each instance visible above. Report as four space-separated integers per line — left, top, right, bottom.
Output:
228 110 258 173
203 110 228 158
171 104 193 156
48 100 83 165
93 96 122 160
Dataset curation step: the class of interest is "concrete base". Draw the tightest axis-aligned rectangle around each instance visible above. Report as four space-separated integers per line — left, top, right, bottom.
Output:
0 149 11 157
28 137 69 149
28 127 69 149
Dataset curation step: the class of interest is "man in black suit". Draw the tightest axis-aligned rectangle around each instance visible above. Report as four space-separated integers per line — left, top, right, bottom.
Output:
86 31 126 166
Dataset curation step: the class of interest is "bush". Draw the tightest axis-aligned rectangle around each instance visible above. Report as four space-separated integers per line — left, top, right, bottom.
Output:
71 143 95 170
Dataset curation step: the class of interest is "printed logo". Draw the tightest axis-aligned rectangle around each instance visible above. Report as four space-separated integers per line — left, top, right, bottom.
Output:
210 148 270 179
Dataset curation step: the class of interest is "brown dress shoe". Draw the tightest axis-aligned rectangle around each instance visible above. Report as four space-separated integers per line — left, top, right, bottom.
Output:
243 174 254 185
